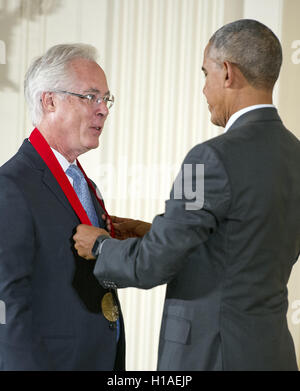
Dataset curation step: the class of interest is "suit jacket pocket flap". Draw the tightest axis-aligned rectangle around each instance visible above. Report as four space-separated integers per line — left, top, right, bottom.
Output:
164 316 191 345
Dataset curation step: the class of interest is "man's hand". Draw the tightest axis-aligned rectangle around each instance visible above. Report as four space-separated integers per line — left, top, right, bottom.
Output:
102 214 151 239
110 216 151 239
73 224 110 260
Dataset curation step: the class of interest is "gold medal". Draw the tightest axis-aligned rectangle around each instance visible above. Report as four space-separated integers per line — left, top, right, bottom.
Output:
101 292 119 322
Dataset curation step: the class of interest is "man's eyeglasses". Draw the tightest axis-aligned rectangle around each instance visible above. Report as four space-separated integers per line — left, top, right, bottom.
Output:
53 90 114 109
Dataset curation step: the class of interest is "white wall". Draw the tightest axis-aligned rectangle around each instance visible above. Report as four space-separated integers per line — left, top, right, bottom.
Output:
0 0 299 370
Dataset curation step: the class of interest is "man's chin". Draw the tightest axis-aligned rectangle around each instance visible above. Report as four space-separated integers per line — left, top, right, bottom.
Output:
85 135 100 151
210 115 219 126
210 114 224 128
89 141 100 151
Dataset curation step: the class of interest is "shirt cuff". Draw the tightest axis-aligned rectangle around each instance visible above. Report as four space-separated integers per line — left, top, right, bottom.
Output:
98 238 109 255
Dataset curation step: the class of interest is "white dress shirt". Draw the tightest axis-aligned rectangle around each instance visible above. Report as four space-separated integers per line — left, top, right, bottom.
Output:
51 148 76 186
224 104 276 133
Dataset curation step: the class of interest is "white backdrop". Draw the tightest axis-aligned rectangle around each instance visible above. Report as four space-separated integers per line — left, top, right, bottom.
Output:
0 0 299 370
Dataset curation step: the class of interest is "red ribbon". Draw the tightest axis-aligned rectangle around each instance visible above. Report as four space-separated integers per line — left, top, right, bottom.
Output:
29 128 115 237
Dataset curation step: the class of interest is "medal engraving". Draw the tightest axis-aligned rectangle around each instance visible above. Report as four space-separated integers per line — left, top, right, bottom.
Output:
101 292 119 322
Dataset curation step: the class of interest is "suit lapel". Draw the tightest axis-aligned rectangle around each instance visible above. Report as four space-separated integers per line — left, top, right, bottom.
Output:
42 167 78 219
20 139 80 220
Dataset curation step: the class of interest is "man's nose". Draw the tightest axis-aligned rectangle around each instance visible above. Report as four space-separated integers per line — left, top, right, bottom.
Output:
95 101 109 117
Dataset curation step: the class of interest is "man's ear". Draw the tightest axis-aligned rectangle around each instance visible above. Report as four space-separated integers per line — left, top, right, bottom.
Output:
40 92 56 113
223 61 235 88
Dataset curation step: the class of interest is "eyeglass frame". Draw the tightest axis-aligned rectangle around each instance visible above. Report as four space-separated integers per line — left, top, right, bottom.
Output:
51 90 115 109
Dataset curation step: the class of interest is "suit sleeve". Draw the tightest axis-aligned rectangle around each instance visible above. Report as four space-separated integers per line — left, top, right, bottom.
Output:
93 143 231 289
0 175 49 370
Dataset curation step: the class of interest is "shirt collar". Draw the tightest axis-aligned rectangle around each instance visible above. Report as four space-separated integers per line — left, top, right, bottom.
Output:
224 104 276 133
51 148 76 173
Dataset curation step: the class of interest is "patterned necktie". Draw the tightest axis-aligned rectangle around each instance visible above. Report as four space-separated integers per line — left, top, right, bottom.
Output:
66 164 99 227
67 164 120 341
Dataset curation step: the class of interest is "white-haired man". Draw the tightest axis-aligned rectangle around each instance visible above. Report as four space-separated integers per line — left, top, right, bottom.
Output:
0 44 125 370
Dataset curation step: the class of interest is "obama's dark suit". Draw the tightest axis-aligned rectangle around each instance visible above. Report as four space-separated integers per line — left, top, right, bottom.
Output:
94 108 300 370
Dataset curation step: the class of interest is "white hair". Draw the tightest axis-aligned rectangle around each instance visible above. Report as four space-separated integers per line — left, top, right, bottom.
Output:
24 43 98 126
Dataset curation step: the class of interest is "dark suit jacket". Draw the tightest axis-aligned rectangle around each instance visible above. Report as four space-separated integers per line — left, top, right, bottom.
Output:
94 108 300 370
0 139 125 371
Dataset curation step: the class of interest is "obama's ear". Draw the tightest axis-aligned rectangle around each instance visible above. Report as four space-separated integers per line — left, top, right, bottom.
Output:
223 61 235 88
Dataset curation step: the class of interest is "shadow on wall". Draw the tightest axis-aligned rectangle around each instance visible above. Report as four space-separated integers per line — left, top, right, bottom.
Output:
0 0 61 91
